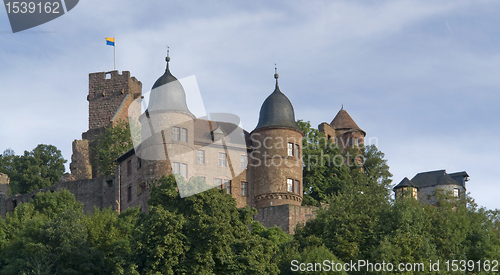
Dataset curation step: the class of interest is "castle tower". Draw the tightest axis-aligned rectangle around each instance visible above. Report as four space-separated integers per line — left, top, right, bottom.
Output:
319 107 366 151
250 70 304 208
138 52 195 183
70 70 142 180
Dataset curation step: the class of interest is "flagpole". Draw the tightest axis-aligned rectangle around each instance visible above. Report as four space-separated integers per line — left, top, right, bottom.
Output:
114 36 116 70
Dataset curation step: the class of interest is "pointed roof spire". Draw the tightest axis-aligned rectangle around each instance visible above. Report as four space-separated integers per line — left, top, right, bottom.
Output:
274 63 279 87
330 108 366 136
165 46 170 71
341 104 343 110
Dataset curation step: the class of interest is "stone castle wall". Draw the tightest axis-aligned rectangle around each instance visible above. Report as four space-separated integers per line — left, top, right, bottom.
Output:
254 204 318 234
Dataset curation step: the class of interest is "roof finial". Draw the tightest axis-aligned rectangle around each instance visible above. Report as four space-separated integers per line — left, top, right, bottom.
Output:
274 63 279 86
341 104 344 110
165 46 170 70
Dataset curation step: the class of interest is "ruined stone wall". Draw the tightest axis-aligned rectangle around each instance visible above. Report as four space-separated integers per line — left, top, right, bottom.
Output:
254 204 318 234
70 140 92 180
88 71 142 130
1 177 117 217
0 173 9 196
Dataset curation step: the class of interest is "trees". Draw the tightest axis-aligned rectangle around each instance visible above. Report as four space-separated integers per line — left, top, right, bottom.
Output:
93 120 133 176
132 175 280 275
0 144 66 194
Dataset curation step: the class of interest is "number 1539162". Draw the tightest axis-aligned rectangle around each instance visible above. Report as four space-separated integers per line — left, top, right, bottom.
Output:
5 2 61 14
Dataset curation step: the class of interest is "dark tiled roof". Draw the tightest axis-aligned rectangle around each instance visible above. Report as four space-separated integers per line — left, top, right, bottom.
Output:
254 83 299 131
393 177 416 189
410 169 463 188
330 109 365 136
194 118 250 147
147 62 193 115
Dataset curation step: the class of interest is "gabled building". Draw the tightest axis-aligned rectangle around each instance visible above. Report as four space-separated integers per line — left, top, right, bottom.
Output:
394 170 469 204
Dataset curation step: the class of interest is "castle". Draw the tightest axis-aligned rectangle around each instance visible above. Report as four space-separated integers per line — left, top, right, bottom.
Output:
0 53 468 233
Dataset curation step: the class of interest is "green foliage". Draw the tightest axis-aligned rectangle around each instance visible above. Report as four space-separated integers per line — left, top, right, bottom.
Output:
0 190 105 274
281 245 347 275
133 175 280 275
297 120 392 207
94 120 133 176
83 207 140 274
0 145 66 194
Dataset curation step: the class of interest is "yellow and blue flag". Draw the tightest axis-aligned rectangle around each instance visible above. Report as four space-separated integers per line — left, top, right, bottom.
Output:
105 37 115 46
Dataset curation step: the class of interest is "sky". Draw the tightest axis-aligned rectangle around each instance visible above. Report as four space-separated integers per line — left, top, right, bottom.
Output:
0 0 499 210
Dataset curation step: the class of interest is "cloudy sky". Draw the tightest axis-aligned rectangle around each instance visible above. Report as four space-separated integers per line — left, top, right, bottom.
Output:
1 0 499 210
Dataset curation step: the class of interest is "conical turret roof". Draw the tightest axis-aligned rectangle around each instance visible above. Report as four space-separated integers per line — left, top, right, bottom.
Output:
330 108 365 136
147 56 193 115
254 78 299 131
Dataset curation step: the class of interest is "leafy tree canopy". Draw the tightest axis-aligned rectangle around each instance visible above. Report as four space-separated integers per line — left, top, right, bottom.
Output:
0 144 66 194
93 120 133 176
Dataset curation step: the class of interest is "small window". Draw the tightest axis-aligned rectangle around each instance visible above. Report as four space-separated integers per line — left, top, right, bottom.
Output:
181 128 188 142
295 180 300 194
241 182 248 196
240 155 247 169
127 186 132 202
355 138 359 146
327 135 332 140
224 179 231 194
295 144 300 158
219 153 227 167
201 176 206 182
287 179 294 192
172 162 180 174
137 157 142 169
287 143 294 156
349 137 353 147
181 163 188 178
12 200 17 208
454 188 460 198
197 150 205 164
137 182 143 196
127 160 132 176
215 178 223 189
173 127 180 141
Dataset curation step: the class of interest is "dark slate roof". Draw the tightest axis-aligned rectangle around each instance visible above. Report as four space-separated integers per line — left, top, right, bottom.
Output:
393 177 417 190
410 169 462 188
448 171 469 186
147 61 193 115
254 82 300 131
193 118 250 147
330 108 366 136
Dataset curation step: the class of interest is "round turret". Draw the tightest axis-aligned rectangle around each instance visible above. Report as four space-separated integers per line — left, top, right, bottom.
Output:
251 71 304 208
254 73 300 131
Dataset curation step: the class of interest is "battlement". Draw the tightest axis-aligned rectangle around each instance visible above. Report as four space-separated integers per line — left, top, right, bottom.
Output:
87 70 142 130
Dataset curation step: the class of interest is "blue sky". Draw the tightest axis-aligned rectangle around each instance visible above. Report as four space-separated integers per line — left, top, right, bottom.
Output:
0 0 498 209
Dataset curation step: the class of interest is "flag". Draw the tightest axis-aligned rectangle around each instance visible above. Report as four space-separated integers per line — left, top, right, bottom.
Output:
105 37 115 46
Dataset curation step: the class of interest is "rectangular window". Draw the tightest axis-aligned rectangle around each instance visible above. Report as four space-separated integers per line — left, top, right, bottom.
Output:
181 128 188 142
454 188 460 198
295 180 300 193
287 143 294 156
219 152 227 167
224 179 231 194
240 155 247 169
215 178 222 189
355 138 359 146
349 137 353 146
287 178 294 192
181 163 187 178
295 144 300 158
127 186 132 202
197 150 205 164
137 157 142 169
172 162 180 174
173 126 180 141
241 182 248 196
127 160 132 176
